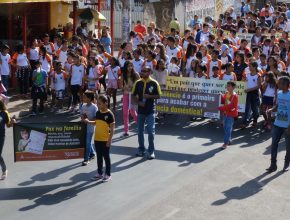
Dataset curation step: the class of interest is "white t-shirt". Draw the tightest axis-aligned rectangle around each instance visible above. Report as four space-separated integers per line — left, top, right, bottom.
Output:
166 46 181 61
55 72 66 91
40 56 51 73
107 66 120 80
0 53 11 75
58 50 68 68
264 84 275 97
71 64 85 85
246 73 259 89
133 58 144 74
16 53 29 67
29 47 39 61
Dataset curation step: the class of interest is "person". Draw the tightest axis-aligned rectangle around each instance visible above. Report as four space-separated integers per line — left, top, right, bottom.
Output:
83 95 115 182
27 39 40 85
31 61 48 116
132 66 161 159
69 55 85 113
0 99 15 180
195 23 211 45
266 76 290 173
218 81 239 149
53 61 67 112
153 59 168 88
134 20 147 36
0 44 11 93
169 18 180 33
80 90 98 166
121 61 140 137
12 44 31 97
100 29 112 54
17 129 30 151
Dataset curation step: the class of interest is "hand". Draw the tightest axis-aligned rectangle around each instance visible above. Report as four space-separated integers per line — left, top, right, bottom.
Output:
266 108 273 115
143 94 151 99
106 140 111 148
82 118 89 123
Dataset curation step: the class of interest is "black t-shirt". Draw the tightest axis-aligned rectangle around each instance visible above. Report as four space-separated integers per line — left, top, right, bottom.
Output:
0 110 10 136
132 77 161 115
94 110 115 142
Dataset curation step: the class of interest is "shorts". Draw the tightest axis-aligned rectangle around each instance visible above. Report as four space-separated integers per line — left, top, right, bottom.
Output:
107 79 118 89
262 96 274 106
56 90 65 100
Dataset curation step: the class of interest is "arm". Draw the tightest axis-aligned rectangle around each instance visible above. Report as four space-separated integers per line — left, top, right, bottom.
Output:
246 76 261 92
106 122 115 147
219 94 238 112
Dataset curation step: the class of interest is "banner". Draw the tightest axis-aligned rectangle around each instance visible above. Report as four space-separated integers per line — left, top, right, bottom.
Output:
157 90 221 119
13 122 86 162
165 76 247 112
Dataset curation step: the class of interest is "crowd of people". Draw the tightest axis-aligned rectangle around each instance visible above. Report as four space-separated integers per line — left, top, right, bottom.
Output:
0 1 290 181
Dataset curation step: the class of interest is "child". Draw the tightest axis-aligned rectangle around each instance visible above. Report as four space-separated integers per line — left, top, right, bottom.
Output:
69 55 85 113
81 90 98 166
53 61 67 112
261 72 277 130
188 60 199 78
31 61 48 116
207 49 222 78
211 66 220 79
168 57 180 76
218 81 239 149
143 50 157 70
0 44 11 93
220 63 237 81
86 57 100 93
103 57 121 111
153 59 168 88
240 61 262 128
83 95 115 182
258 53 268 74
18 129 30 151
195 65 208 79
266 76 290 173
132 48 144 74
0 99 15 180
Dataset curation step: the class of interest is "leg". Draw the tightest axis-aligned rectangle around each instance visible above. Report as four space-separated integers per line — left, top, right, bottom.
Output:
242 94 251 124
1 75 9 94
146 113 156 154
103 142 111 176
23 69 29 94
0 136 7 173
39 91 45 113
271 125 284 162
223 116 231 144
137 114 146 154
112 89 117 110
95 141 103 175
250 92 259 123
84 132 94 161
122 93 129 134
284 131 290 163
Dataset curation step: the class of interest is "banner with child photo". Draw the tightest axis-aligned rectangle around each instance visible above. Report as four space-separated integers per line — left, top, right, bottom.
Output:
13 122 86 162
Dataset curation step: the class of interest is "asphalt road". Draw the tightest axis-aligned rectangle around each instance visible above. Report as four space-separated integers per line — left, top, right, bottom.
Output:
1 96 290 220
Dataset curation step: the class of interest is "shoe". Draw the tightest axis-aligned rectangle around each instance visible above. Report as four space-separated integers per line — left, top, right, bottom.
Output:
91 173 103 181
121 133 129 138
228 141 232 145
30 112 36 116
89 155 96 161
283 160 289 172
136 150 145 157
102 175 112 182
221 144 228 150
251 122 257 128
266 161 277 173
82 160 90 166
1 170 8 180
147 152 155 160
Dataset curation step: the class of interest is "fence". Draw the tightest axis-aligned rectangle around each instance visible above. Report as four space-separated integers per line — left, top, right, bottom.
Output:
100 0 144 40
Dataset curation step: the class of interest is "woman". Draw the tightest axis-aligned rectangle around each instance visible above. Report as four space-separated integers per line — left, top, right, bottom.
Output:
100 29 112 54
234 52 248 81
121 61 140 137
12 44 31 97
0 99 15 180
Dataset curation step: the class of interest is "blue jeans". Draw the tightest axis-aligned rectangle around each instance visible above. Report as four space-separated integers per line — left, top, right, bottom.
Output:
137 113 155 154
1 75 9 95
84 132 96 161
224 116 234 144
271 125 290 162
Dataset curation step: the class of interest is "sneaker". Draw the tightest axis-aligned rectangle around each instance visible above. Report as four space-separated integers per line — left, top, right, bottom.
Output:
89 155 96 161
221 144 228 150
82 160 90 166
1 170 8 180
102 175 112 182
30 112 36 116
91 173 103 181
251 122 257 128
283 161 290 172
121 133 129 138
136 150 145 157
147 152 155 160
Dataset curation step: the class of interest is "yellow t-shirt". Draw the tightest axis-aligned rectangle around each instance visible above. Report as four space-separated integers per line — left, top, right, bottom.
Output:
94 110 115 142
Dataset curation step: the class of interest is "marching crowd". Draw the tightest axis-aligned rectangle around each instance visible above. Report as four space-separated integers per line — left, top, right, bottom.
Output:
0 1 290 181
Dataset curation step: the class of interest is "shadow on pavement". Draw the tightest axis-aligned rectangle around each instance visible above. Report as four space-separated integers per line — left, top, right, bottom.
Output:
211 171 284 206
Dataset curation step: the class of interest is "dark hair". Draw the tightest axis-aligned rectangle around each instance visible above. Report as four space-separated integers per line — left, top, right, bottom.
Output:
133 48 142 56
278 76 290 88
227 81 236 87
156 59 165 71
185 44 197 59
110 57 120 67
196 51 203 60
39 46 47 60
98 94 109 104
123 60 138 84
0 100 6 111
147 50 156 59
156 44 166 61
97 44 105 52
84 90 95 101
16 44 24 53
212 49 220 56
167 36 175 43
265 71 277 88
222 63 233 71
212 66 219 71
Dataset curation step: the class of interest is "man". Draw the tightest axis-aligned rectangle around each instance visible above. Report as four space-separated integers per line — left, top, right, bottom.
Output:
134 20 147 35
132 66 161 160
144 26 160 43
188 15 200 29
169 18 180 33
195 23 211 45
222 16 236 31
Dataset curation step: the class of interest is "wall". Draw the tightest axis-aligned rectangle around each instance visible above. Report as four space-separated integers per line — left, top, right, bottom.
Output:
50 2 73 29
